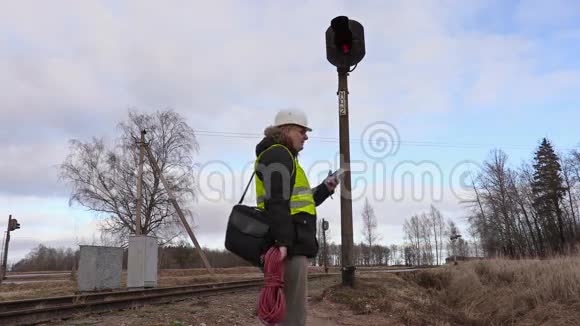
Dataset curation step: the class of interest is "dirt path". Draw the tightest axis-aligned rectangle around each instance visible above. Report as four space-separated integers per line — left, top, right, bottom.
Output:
38 276 398 325
308 298 400 326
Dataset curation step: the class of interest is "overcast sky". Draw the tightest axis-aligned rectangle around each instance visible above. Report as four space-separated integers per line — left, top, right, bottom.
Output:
2 0 580 263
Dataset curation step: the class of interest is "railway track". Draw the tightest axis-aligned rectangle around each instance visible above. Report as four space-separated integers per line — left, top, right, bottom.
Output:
0 278 269 325
0 268 430 325
0 275 332 325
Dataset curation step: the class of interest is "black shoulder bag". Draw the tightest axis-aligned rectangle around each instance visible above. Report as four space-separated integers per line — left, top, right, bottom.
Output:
224 173 272 267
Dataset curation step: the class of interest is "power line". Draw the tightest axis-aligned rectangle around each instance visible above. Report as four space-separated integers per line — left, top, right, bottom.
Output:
193 129 579 151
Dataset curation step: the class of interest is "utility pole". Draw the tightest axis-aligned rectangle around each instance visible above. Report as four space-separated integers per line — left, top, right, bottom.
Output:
322 219 329 274
142 138 215 276
134 130 146 235
325 16 366 286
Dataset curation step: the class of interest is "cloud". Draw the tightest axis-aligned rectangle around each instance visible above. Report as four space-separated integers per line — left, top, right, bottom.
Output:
0 141 70 196
515 0 580 31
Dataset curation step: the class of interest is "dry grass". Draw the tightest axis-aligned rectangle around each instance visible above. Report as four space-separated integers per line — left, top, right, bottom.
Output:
0 281 76 301
322 257 580 325
321 273 459 325
409 256 580 325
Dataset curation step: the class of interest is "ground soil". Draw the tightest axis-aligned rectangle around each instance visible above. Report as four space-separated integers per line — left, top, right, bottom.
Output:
38 275 399 326
8 259 580 325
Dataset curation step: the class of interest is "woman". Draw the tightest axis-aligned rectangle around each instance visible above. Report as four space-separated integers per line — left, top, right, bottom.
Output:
255 109 338 326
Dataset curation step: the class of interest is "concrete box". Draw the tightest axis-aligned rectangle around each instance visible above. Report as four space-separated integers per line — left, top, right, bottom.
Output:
127 235 158 288
77 245 123 292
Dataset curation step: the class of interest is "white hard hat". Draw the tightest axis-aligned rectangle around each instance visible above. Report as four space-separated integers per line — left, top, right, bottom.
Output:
273 109 312 131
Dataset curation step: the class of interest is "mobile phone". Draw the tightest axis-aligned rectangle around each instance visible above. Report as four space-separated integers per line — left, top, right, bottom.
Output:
328 168 345 179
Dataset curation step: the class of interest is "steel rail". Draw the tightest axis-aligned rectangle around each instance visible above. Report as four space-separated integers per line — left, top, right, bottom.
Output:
0 268 429 325
0 275 331 325
0 279 265 325
0 279 263 312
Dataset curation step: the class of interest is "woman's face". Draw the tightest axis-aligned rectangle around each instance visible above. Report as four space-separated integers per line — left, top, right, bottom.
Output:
286 125 309 152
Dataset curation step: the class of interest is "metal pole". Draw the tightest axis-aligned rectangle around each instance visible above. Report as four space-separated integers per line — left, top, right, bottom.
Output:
322 218 328 274
2 215 12 281
0 231 4 283
453 240 458 265
135 130 146 235
143 143 215 277
338 67 355 286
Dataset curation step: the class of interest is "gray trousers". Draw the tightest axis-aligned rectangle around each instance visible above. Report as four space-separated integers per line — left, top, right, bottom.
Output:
281 255 308 326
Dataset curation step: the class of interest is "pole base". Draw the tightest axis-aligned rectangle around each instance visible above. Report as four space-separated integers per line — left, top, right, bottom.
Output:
341 266 356 287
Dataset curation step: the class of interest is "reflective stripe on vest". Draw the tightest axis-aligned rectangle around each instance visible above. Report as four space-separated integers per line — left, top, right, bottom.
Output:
255 144 316 216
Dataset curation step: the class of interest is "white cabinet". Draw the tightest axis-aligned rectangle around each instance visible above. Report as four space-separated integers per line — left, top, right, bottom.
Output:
78 245 123 291
127 235 158 288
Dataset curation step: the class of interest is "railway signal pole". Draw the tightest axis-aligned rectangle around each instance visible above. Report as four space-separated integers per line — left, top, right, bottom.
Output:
1 215 21 282
322 219 329 274
325 16 366 286
450 233 462 265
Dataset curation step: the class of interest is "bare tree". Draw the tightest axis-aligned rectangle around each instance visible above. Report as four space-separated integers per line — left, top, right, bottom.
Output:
456 238 469 257
370 245 390 265
389 244 400 265
560 155 578 239
315 219 332 267
467 224 481 257
360 198 380 265
328 243 341 266
465 142 580 258
403 245 414 266
353 243 363 266
403 214 422 265
513 162 548 257
429 205 446 265
447 220 460 261
465 149 523 257
566 150 580 241
12 245 78 272
60 110 198 243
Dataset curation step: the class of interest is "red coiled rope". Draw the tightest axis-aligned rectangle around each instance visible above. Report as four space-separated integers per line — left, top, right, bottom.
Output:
257 246 286 325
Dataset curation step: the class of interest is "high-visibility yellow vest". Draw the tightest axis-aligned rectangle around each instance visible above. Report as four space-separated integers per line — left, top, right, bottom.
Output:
255 144 316 215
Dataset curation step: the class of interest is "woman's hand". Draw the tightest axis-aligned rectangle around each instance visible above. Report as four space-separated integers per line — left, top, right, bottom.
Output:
278 246 287 261
324 175 339 192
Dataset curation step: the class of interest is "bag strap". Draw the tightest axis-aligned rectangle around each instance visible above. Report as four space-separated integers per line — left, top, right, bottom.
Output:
239 172 255 204
242 145 296 205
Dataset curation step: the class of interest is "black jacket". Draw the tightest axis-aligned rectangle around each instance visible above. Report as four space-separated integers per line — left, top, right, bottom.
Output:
255 137 333 258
